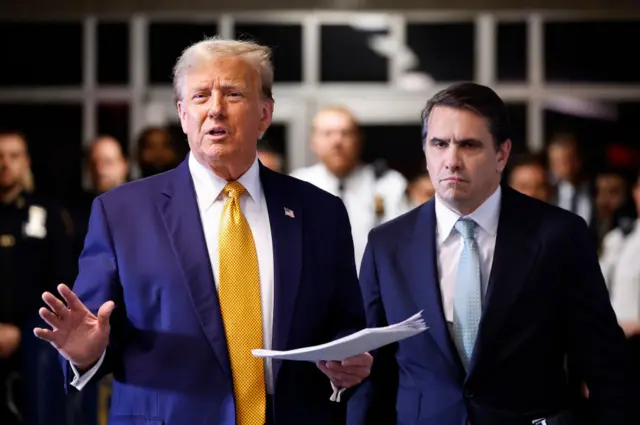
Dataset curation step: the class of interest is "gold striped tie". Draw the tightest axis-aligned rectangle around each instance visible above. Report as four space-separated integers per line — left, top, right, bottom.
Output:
218 181 266 425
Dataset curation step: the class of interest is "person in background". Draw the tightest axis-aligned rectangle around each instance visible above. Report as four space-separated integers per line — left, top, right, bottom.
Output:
507 152 551 203
88 136 129 195
547 133 594 225
290 106 407 272
399 169 435 214
71 136 130 260
0 130 74 425
257 139 284 173
594 167 628 249
599 169 640 391
136 127 178 178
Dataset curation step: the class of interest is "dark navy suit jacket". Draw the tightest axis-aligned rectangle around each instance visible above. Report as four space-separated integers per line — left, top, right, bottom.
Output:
62 157 365 425
348 186 636 425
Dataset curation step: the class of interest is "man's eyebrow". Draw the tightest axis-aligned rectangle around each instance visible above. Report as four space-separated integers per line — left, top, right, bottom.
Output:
428 137 483 145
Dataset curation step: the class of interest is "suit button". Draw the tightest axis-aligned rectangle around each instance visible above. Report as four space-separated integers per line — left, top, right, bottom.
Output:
464 390 474 398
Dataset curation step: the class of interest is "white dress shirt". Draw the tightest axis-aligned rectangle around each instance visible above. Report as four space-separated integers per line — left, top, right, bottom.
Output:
190 153 276 394
600 220 640 321
291 162 407 273
435 186 501 323
556 181 593 225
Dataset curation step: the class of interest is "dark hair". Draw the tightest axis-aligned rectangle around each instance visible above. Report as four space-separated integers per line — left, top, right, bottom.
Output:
257 139 279 154
509 152 547 172
421 82 510 150
136 127 172 152
505 152 547 182
0 129 27 142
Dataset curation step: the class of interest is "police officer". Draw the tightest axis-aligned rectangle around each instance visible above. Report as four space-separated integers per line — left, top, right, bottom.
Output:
291 107 407 273
0 130 74 425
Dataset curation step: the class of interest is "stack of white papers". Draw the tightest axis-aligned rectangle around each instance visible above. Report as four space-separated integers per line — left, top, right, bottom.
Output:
252 311 427 362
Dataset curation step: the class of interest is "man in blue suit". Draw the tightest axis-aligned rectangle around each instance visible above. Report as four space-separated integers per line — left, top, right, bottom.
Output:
348 83 636 425
33 37 372 425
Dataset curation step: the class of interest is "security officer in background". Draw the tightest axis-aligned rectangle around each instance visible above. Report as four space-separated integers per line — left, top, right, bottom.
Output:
291 106 407 273
0 130 74 425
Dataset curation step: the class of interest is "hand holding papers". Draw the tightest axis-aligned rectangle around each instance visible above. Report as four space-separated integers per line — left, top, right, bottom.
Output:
252 311 427 362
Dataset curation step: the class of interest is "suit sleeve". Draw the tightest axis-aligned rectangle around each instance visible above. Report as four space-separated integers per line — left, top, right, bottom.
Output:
565 215 639 424
61 196 124 392
347 230 398 425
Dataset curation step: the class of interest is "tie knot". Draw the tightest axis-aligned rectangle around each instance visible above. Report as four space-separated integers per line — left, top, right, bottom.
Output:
454 218 477 240
223 181 246 200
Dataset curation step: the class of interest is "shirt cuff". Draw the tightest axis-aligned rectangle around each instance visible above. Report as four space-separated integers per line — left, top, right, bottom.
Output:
69 350 106 391
329 380 347 402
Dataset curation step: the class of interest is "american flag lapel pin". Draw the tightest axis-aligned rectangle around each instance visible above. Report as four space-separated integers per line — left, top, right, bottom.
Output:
284 207 295 218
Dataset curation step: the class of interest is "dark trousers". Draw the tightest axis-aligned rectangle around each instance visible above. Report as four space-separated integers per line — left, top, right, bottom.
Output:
266 395 274 425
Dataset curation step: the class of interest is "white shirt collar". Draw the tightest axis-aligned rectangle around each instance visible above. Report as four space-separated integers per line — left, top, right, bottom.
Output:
188 152 263 211
435 185 502 244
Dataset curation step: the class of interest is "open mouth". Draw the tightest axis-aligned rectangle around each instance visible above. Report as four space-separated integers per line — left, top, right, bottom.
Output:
207 127 229 137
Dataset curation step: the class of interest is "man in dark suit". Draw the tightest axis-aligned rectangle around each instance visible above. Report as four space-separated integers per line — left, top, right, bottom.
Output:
348 83 635 425
33 37 371 425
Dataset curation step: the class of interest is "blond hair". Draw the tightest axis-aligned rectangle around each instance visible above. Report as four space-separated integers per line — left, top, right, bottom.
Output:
172 36 274 103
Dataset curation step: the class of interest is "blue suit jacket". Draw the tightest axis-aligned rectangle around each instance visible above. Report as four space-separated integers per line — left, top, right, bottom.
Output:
62 158 366 425
348 186 636 425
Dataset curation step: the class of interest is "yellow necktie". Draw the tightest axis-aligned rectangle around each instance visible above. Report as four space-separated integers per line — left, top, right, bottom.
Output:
218 181 266 425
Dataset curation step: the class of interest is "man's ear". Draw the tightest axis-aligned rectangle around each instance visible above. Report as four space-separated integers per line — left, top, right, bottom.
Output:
496 139 512 173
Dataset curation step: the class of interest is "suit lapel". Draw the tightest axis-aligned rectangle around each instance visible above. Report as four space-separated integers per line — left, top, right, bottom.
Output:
468 187 540 375
157 160 232 384
260 166 303 384
398 201 464 379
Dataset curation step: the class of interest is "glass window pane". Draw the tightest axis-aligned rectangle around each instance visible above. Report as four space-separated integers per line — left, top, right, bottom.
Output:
545 21 640 83
98 22 129 85
148 22 219 84
0 103 83 200
97 103 130 156
234 24 302 83
497 23 527 82
320 25 389 82
0 22 82 86
406 23 474 82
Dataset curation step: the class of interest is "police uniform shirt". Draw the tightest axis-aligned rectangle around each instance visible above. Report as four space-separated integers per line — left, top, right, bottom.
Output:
0 192 73 327
290 163 407 273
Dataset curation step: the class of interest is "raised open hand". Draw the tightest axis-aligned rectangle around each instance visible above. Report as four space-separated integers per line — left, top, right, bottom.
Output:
33 283 115 370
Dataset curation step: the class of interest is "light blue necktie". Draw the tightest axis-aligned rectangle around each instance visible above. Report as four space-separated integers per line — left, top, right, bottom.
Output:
453 218 482 370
